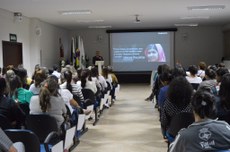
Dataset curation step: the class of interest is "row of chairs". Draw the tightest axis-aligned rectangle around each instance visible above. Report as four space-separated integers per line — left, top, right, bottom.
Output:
3 114 78 152
81 84 118 126
1 84 120 152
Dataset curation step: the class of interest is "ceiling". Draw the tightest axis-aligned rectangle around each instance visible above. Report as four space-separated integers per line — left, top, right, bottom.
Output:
0 0 230 30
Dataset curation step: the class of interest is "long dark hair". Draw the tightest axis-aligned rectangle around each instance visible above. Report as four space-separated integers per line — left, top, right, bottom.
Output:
64 70 73 93
9 75 22 98
80 69 90 88
167 76 193 108
0 77 6 95
219 73 230 110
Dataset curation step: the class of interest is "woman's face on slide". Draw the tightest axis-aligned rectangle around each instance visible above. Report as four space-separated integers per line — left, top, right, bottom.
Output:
147 47 158 61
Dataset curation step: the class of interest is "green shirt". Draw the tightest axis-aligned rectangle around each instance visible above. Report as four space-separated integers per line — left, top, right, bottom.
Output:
13 88 33 104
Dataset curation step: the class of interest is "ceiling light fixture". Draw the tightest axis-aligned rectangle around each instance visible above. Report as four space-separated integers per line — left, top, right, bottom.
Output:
135 14 141 23
59 10 92 15
88 25 112 29
174 23 198 27
77 19 104 23
187 5 225 11
180 16 210 20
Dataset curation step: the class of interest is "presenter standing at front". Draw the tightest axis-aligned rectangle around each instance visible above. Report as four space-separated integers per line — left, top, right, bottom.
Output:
93 51 104 65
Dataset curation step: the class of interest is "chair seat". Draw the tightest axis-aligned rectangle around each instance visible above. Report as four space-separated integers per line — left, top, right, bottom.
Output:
4 129 40 152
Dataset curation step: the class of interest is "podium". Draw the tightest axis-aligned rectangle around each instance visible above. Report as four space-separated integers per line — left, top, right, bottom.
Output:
95 60 104 74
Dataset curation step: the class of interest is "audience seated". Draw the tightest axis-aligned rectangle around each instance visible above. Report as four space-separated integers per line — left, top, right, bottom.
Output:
215 67 229 93
78 69 97 94
108 66 119 101
1 63 122 150
197 68 217 94
29 68 47 95
169 90 230 152
186 65 202 91
52 64 61 79
0 128 25 152
8 75 33 104
216 73 230 124
29 76 67 129
158 71 173 109
145 64 170 109
197 61 206 80
0 77 25 128
161 76 193 139
60 69 93 111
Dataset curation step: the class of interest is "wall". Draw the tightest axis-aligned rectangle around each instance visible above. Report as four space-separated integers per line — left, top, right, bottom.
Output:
71 26 224 70
0 8 31 72
34 20 70 69
223 24 230 59
175 26 223 69
0 8 70 76
70 29 110 66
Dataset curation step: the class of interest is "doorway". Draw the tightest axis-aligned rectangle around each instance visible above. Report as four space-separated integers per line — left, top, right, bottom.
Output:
2 41 23 67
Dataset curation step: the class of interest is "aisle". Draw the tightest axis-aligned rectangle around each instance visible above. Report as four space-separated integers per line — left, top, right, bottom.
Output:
74 84 168 152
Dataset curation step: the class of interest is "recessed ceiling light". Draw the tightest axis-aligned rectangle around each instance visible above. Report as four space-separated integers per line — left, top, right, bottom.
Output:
187 5 225 11
59 10 92 15
174 23 198 27
88 25 112 29
180 16 210 20
77 19 104 23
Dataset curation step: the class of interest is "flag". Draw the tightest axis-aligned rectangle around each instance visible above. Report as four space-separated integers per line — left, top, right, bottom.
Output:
78 36 85 68
71 37 75 66
75 36 80 68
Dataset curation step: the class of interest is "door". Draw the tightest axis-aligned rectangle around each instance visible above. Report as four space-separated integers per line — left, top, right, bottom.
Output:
2 41 23 67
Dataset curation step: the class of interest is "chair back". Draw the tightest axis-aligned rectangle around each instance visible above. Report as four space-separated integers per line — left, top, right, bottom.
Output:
19 103 30 115
73 94 83 107
0 114 12 130
4 129 40 152
218 111 230 125
167 112 195 137
191 83 199 91
81 88 96 103
25 114 58 142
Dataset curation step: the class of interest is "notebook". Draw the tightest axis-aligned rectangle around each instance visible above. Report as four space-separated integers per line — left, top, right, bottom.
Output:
64 126 76 150
51 140 63 152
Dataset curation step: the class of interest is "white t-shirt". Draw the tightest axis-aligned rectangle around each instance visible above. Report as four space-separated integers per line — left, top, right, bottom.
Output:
186 76 202 84
197 70 205 79
59 88 74 114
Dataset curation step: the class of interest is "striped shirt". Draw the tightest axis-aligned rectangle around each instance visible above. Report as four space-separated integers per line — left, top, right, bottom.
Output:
161 98 192 134
0 128 13 152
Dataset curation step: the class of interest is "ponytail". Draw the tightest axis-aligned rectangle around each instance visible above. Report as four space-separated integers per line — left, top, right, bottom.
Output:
64 70 73 93
39 86 51 112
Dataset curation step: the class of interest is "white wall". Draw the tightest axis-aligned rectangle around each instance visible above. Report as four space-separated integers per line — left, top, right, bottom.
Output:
0 8 70 76
0 8 31 72
34 20 70 70
71 26 224 69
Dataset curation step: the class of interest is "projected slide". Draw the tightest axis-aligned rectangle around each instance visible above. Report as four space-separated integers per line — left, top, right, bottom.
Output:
113 43 165 63
110 31 174 72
